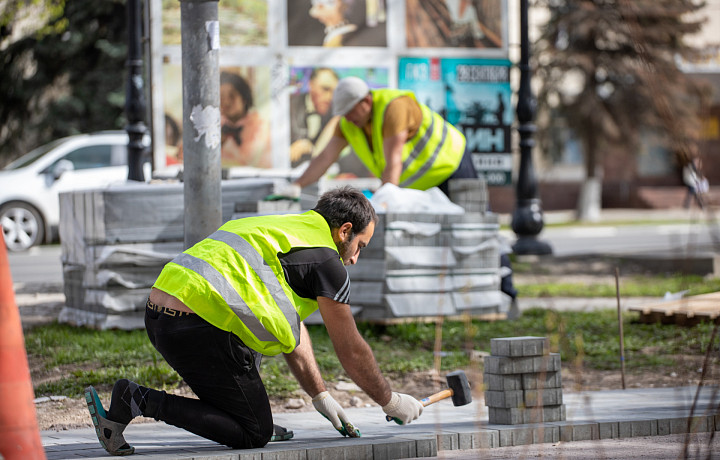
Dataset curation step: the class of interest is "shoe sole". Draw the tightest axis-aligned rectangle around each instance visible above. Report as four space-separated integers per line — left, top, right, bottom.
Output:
84 386 135 456
270 424 294 442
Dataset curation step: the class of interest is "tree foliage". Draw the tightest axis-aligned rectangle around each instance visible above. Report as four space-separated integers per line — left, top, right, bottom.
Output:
0 0 127 167
534 0 710 181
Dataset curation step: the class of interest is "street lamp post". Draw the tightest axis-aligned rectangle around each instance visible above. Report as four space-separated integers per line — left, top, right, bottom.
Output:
126 0 147 182
511 0 552 255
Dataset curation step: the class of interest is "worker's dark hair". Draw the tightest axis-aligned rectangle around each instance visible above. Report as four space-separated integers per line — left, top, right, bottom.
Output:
313 186 377 237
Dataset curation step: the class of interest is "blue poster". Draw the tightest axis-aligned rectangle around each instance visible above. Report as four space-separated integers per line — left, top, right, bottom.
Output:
399 57 513 185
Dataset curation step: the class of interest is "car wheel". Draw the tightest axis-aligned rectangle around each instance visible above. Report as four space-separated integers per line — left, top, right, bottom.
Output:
0 201 45 251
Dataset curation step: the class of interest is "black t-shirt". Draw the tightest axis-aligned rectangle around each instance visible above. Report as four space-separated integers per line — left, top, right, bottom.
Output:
279 247 350 304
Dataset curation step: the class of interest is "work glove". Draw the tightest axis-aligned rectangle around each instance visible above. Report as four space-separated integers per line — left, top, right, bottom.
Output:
382 392 423 425
265 182 301 202
312 391 361 437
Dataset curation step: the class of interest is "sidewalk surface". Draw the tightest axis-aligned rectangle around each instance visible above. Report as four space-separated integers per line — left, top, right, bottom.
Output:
42 386 719 459
25 207 720 458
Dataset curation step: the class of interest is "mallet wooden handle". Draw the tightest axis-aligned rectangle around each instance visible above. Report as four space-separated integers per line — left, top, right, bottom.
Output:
385 389 454 422
419 389 453 406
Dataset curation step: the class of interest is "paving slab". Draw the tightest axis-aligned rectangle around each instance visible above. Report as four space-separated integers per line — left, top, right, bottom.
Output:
41 386 719 459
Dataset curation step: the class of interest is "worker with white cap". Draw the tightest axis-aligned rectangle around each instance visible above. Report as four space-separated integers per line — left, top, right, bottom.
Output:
276 75 519 318
280 76 477 197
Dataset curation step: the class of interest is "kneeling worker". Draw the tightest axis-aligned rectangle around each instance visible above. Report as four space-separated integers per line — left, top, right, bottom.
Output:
85 186 423 455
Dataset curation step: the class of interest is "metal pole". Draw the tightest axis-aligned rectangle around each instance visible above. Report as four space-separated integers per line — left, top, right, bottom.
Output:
126 0 147 182
511 0 551 255
615 267 626 389
179 0 222 248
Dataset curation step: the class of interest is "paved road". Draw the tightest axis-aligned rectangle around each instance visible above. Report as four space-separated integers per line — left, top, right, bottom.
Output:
10 213 720 286
7 244 62 286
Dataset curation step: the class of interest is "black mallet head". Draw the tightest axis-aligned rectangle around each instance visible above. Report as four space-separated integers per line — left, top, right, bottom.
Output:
446 370 472 406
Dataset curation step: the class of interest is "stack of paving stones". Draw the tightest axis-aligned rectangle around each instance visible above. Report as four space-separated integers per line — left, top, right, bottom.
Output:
347 210 503 320
58 178 280 330
484 336 566 425
344 176 505 321
448 177 489 213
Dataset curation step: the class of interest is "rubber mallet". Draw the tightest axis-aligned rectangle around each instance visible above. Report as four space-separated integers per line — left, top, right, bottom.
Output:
386 370 472 422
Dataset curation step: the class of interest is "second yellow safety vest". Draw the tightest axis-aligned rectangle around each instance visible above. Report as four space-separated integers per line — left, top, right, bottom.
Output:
339 88 466 190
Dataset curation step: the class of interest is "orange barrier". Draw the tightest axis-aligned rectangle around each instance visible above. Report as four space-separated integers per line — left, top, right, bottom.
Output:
0 238 46 460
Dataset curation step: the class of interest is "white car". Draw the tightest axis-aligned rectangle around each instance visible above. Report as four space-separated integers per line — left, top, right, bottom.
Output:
0 131 150 251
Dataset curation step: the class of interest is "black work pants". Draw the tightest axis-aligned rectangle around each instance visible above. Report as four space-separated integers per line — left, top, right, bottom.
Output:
144 307 273 449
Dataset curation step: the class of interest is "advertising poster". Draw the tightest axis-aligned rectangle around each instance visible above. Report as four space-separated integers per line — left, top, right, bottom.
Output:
163 65 273 168
287 0 388 47
405 0 504 49
162 0 268 46
398 56 513 185
289 66 389 176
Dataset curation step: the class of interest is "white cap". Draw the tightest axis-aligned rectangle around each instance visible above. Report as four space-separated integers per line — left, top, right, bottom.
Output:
331 77 370 116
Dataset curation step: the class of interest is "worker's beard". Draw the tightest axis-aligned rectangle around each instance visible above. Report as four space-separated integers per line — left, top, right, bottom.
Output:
336 234 355 266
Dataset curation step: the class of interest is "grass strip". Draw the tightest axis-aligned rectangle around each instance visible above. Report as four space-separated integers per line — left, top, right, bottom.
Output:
26 308 717 398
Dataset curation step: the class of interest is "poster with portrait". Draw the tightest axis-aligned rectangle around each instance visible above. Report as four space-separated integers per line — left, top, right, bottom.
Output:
288 66 389 176
163 65 273 168
162 0 268 46
287 0 388 47
399 56 513 185
405 0 504 49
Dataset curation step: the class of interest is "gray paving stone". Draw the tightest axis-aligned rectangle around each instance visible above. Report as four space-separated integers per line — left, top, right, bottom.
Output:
598 421 620 439
521 370 562 390
618 419 659 438
234 453 262 460
369 438 415 460
483 372 521 391
306 443 372 459
412 435 438 458
524 388 563 407
388 434 437 458
490 337 549 357
455 427 500 449
484 354 562 375
192 454 242 460
488 404 566 425
259 450 307 460
551 422 600 442
435 431 459 451
484 390 524 408
483 355 513 374
497 425 560 447
658 416 711 435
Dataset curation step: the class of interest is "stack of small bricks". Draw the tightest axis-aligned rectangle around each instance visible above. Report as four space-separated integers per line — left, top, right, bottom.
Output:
483 336 566 425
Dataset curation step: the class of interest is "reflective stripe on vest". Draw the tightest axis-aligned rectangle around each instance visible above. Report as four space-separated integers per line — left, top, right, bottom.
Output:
171 252 280 343
400 115 448 188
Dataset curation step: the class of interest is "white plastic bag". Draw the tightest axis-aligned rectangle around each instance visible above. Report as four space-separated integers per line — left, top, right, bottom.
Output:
369 183 464 214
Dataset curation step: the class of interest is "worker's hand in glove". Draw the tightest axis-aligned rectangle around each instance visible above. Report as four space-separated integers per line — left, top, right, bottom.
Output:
265 182 301 201
312 391 361 437
382 392 423 425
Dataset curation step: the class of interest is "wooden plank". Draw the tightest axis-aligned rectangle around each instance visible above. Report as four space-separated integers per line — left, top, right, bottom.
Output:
628 291 720 324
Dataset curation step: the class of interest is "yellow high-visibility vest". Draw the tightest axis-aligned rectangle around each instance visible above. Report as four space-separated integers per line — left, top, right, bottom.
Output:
153 210 339 355
340 88 466 190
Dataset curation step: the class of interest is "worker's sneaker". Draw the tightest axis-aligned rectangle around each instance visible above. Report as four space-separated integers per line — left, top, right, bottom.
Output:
85 386 135 456
270 424 294 442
